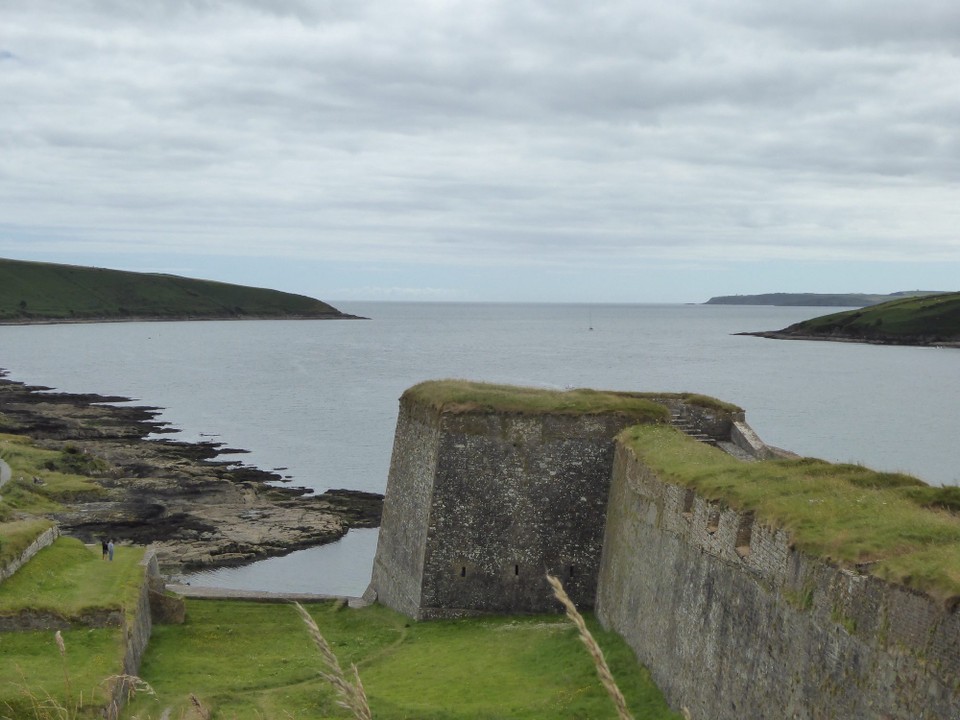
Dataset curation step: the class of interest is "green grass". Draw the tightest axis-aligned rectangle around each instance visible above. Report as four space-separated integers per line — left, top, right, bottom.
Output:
123 599 681 720
783 291 960 342
0 434 107 520
623 425 960 601
404 380 671 422
0 257 344 321
0 627 126 720
0 518 56 567
0 538 145 619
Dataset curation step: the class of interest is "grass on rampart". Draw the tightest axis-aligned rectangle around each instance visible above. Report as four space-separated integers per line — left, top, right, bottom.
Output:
123 599 682 720
623 425 960 602
0 537 144 619
404 380 671 422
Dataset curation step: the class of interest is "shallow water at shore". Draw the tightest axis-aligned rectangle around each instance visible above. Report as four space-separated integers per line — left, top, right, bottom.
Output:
1 302 957 594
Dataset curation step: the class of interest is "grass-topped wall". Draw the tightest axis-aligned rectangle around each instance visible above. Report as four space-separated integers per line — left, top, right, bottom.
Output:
402 379 742 421
621 424 960 604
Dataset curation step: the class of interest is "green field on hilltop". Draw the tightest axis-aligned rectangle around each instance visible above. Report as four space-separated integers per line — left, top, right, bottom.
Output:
0 257 348 322
623 425 960 602
122 599 681 720
776 291 960 344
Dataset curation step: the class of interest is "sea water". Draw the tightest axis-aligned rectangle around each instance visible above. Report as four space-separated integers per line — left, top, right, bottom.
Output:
1 302 957 594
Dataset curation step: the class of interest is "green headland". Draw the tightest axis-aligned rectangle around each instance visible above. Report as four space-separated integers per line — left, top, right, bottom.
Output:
0 257 357 323
744 291 960 347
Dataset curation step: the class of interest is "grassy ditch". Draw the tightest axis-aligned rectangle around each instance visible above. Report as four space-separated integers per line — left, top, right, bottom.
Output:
623 425 960 602
404 380 670 422
0 626 127 719
123 599 681 720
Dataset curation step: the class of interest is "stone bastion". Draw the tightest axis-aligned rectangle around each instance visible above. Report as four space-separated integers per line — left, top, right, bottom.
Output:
366 380 960 719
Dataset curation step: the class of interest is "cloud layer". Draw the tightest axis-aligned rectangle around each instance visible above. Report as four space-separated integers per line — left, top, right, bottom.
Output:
2 0 958 299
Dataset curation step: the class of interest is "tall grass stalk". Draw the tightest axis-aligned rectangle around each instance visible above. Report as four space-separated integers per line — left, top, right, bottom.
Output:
546 573 635 720
292 601 373 720
55 630 74 713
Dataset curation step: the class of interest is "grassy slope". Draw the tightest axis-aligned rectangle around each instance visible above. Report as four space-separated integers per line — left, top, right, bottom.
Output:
776 291 960 344
0 433 108 563
0 257 346 322
624 425 960 602
124 599 681 720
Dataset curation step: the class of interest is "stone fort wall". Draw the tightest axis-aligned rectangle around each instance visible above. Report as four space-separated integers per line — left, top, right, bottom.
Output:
368 388 960 718
596 442 960 720
369 396 650 618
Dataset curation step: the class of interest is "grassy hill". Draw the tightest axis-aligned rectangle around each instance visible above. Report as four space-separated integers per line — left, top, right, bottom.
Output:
0 257 355 322
749 291 960 346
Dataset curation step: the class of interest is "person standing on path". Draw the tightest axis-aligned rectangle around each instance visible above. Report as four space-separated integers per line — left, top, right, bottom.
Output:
107 539 114 561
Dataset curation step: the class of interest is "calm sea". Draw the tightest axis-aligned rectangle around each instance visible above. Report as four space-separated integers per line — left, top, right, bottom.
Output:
1 302 956 595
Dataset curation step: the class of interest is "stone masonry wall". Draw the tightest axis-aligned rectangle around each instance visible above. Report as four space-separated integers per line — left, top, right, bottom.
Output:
369 400 650 618
596 442 960 720
367 400 441 617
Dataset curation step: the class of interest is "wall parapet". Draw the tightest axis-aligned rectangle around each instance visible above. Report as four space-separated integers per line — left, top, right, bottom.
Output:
596 442 960 720
0 525 60 585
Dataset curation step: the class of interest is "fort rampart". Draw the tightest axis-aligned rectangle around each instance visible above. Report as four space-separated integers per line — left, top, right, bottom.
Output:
368 381 960 718
597 443 960 720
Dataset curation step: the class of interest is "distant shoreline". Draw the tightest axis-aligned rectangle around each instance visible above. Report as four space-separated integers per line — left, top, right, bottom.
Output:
0 312 368 326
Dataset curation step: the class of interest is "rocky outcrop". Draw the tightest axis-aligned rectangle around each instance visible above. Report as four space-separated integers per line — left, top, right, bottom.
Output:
0 371 382 570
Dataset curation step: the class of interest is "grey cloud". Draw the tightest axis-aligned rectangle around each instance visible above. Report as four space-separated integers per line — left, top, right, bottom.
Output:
1 0 958 273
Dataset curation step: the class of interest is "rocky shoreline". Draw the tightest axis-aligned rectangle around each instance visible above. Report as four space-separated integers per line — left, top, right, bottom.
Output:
0 370 382 571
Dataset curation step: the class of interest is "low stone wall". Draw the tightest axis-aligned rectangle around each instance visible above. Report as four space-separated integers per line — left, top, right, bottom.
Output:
596 443 960 720
0 525 59 584
104 548 159 719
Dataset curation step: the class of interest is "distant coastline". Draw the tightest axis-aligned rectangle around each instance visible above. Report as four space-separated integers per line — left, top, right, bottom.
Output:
0 311 366 326
740 292 960 348
705 290 944 307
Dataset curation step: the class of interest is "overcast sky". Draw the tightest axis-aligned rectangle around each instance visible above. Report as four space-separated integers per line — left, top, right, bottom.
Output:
2 1 958 303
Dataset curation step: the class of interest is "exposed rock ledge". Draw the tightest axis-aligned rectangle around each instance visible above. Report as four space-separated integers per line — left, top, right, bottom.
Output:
0 371 382 571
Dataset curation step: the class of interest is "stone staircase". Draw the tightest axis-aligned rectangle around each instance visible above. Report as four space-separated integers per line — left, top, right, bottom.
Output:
668 410 719 446
668 410 758 461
